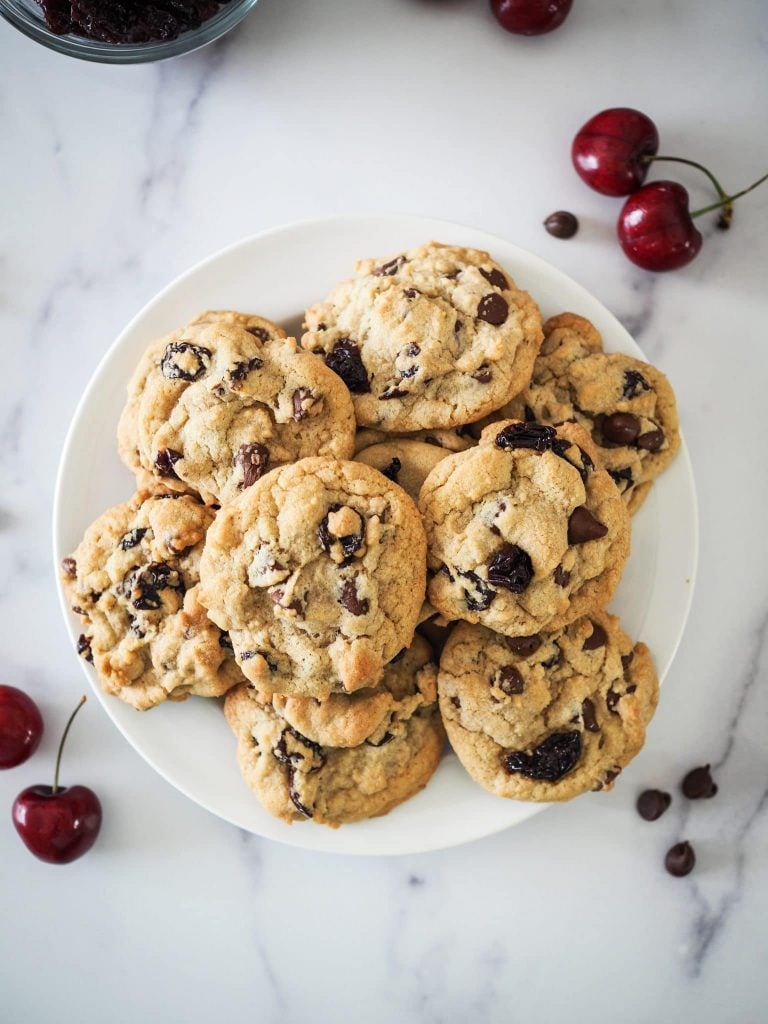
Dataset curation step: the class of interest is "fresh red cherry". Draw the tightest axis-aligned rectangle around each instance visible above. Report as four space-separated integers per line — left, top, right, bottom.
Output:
490 0 573 36
618 181 702 272
572 108 659 196
0 685 44 769
12 696 101 865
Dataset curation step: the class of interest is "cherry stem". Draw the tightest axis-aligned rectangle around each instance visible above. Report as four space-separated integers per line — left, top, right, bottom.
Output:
644 154 733 227
52 696 87 795
690 170 768 219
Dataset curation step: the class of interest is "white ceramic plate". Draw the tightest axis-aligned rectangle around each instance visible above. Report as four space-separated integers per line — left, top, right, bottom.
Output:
53 215 698 856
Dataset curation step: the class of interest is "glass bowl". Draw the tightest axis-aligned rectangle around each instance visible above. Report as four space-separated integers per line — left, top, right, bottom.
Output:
0 0 259 63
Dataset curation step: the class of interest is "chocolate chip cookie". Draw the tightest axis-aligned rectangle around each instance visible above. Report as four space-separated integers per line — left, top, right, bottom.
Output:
120 314 356 504
301 241 543 431
438 613 658 800
419 419 631 636
61 491 242 710
224 636 444 826
499 313 680 512
199 457 427 697
356 439 452 502
353 427 473 455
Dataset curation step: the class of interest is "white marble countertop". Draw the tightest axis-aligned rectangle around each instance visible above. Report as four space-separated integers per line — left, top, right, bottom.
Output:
2 1 767 1020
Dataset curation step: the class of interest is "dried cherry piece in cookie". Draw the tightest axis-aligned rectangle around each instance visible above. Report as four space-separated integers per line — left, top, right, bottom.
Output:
495 422 556 452
503 731 582 782
325 338 370 394
77 634 93 663
234 443 270 489
229 357 264 388
155 448 183 479
120 528 147 551
487 544 534 593
160 342 211 383
373 255 406 277
123 562 183 611
623 369 651 399
459 569 496 611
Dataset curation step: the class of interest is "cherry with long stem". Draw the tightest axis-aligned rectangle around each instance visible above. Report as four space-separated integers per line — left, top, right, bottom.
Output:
52 694 87 794
689 170 768 219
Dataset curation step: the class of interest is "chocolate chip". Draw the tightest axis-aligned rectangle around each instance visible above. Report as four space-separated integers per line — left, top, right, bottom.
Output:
479 267 508 289
245 326 271 341
495 421 556 452
325 338 370 394
450 696 461 709
602 412 641 445
636 429 665 452
681 765 718 800
637 789 671 821
124 561 183 611
602 768 621 786
154 448 183 479
380 384 408 400
403 288 419 299
503 731 582 782
160 341 211 382
269 589 303 615
120 528 147 551
287 771 313 818
567 506 608 544
622 369 651 399
496 665 524 695
340 579 369 616
76 634 93 663
292 388 314 421
543 211 579 239
218 631 234 652
234 443 270 489
373 255 406 276
487 544 534 594
272 725 325 769
61 557 77 577
583 622 607 651
477 293 508 326
229 357 264 388
405 343 420 357
381 457 401 482
582 698 599 732
365 732 395 748
606 689 621 713
665 841 695 877
459 569 496 611
608 467 634 491
554 565 571 587
505 634 541 656
318 504 364 565
621 651 634 671
472 366 492 383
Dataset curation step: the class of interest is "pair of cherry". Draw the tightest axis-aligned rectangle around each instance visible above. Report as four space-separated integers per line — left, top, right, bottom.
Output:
572 107 767 271
0 686 101 864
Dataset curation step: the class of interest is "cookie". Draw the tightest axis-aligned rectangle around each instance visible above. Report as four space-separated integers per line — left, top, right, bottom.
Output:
121 315 356 504
224 636 445 826
199 457 427 697
61 491 242 710
438 613 658 800
419 419 631 636
301 241 543 431
356 439 452 502
500 313 680 513
353 426 473 455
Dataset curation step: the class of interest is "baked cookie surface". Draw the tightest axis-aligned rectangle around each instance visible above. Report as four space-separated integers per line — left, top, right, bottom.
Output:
355 439 452 502
438 613 658 800
501 313 680 512
61 491 242 710
199 457 427 697
224 636 444 826
419 419 631 635
301 241 543 431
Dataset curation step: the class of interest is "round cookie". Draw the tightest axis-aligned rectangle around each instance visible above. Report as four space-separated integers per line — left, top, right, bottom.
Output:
438 614 658 800
301 241 543 431
353 427 473 455
224 637 445 826
61 491 243 710
117 310 288 489
199 457 427 697
356 439 451 502
419 419 631 636
123 317 356 505
500 313 680 513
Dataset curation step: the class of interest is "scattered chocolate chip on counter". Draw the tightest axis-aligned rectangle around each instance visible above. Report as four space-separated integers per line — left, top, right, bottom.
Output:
636 789 671 821
665 841 696 877
543 211 579 239
681 764 718 800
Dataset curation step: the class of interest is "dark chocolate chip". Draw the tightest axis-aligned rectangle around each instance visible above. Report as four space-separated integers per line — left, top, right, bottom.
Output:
606 688 621 713
582 698 600 732
554 565 571 587
450 696 461 709
229 357 264 387
365 732 394 748
636 429 665 452
405 343 421 357
76 634 93 663
495 422 556 453
621 651 634 671
381 457 402 482
123 561 183 611
665 841 695 877
373 255 406 276
583 622 608 651
292 388 314 421
234 443 270 489
154 448 183 479
403 288 419 299
269 589 303 615
543 211 579 239
602 768 621 786
318 504 364 565
479 267 508 289
602 412 641 445
681 765 718 800
505 634 541 656
567 506 608 544
503 731 582 782
608 467 634 491
496 665 524 696
622 369 651 399
287 769 313 818
272 726 325 769
477 293 508 326
61 557 77 577
487 544 534 594
325 338 370 394
472 366 492 383
120 528 147 551
637 789 671 821
459 569 496 611
246 326 271 341
340 579 369 616
380 384 408 400
160 341 211 382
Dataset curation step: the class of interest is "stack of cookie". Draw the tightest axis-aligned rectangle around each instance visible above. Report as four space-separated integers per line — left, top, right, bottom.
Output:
62 241 680 827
